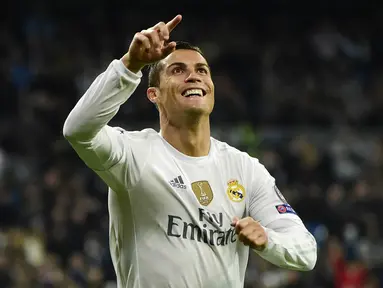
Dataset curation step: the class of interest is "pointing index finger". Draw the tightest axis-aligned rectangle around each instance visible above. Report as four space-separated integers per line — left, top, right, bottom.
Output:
166 14 182 33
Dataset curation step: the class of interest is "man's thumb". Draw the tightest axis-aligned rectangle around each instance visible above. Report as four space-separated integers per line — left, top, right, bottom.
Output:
231 216 240 227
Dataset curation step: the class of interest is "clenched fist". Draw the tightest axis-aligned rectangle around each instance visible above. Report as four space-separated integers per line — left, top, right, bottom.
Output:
232 217 268 251
121 15 182 73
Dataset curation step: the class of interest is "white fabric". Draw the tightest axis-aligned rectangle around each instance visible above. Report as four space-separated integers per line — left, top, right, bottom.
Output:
63 59 317 288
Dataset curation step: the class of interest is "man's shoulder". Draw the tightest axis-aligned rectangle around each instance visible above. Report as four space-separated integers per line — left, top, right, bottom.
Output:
212 137 272 186
212 137 260 165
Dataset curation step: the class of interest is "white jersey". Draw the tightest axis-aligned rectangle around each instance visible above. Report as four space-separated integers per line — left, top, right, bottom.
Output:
63 60 317 288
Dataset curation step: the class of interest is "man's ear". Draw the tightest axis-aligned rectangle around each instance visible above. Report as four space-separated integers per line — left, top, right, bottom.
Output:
147 87 159 105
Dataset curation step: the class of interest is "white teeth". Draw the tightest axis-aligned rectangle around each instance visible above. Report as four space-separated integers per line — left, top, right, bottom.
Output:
183 89 203 97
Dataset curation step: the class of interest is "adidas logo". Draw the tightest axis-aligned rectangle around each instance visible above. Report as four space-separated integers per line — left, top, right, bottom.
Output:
169 176 187 189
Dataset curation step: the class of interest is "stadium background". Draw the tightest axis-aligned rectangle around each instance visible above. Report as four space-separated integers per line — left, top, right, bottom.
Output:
1 0 383 287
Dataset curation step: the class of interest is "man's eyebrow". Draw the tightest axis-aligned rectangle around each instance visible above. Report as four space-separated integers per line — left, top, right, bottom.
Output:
166 62 211 71
167 62 187 69
196 63 211 70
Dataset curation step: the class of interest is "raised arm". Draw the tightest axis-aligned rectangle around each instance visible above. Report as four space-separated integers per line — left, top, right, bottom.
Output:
63 60 141 170
63 15 182 174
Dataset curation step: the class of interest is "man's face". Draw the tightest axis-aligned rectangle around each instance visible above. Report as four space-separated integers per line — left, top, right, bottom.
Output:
149 49 215 119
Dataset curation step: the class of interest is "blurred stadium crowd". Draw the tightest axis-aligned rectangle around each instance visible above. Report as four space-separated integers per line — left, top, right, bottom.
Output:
1 0 383 287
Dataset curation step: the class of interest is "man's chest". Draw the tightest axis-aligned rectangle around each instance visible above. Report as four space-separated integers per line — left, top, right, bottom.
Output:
130 154 249 228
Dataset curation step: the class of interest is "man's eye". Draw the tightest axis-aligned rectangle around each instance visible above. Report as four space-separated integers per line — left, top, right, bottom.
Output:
198 68 208 74
172 67 183 74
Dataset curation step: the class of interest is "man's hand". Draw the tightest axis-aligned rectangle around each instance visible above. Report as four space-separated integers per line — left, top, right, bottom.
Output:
121 15 182 73
232 217 268 251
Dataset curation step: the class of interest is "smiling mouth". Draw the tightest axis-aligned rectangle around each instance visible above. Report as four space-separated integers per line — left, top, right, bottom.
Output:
182 88 207 97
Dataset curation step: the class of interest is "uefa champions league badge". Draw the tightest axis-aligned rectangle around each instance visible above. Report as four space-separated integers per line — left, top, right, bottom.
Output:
275 204 297 215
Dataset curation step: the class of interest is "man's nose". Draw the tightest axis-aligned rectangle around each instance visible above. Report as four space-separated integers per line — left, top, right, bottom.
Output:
184 71 202 83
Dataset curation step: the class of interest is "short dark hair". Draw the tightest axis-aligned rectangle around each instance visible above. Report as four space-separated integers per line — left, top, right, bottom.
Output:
147 41 205 87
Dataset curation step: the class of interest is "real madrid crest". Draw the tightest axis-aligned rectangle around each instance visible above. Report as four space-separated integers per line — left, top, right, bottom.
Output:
227 179 246 202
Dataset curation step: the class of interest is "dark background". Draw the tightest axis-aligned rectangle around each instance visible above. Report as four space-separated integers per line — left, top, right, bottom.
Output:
1 0 383 287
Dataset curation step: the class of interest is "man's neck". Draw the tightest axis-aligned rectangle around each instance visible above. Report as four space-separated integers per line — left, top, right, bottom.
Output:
160 116 211 157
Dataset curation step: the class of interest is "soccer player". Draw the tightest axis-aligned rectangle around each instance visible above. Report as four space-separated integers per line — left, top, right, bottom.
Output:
63 15 317 288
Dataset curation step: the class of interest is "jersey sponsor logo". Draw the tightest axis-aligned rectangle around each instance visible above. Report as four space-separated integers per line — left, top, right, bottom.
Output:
275 204 296 215
169 176 187 189
191 181 214 206
274 184 288 204
227 179 245 202
166 209 236 246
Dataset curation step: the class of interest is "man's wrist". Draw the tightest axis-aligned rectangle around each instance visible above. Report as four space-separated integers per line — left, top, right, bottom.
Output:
253 242 268 251
120 56 145 74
